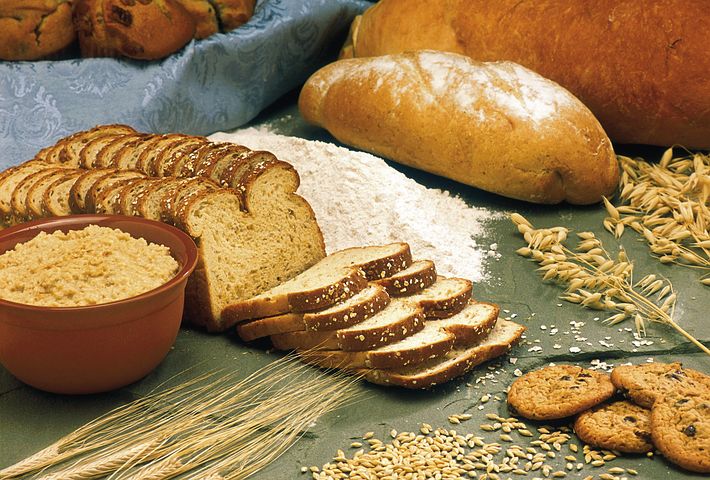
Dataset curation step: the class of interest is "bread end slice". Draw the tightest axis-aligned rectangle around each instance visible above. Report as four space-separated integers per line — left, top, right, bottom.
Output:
360 319 526 389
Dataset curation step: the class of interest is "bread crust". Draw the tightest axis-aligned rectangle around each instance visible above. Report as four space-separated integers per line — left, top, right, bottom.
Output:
0 1 75 60
299 51 619 205
347 0 710 148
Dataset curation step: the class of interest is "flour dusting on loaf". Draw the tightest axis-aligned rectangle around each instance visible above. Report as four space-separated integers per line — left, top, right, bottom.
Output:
299 50 619 205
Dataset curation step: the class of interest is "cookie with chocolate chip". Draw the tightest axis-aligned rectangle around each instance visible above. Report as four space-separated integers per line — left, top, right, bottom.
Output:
574 400 653 453
611 362 710 408
507 365 615 420
651 388 710 473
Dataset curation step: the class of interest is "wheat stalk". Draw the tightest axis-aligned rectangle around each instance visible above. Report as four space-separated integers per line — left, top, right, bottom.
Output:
608 149 710 286
511 213 709 356
1 355 361 480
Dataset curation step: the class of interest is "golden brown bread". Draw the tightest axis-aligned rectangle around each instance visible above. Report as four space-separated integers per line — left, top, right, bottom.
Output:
0 0 76 60
211 0 255 31
344 0 710 149
73 0 196 59
299 50 618 205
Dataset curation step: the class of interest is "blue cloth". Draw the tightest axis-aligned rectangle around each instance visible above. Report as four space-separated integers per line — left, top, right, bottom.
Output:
0 0 371 169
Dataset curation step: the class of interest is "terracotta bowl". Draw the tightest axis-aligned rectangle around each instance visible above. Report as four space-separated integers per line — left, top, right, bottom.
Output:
0 215 198 394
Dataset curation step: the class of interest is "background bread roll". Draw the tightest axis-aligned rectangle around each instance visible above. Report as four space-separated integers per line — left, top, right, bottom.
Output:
344 0 710 149
299 51 619 205
0 0 76 60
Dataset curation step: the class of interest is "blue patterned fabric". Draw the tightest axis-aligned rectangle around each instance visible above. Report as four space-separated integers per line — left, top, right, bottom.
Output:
0 0 371 169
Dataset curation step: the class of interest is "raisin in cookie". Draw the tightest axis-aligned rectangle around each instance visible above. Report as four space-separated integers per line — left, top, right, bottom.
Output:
651 388 710 473
507 365 615 420
574 400 653 453
611 362 710 408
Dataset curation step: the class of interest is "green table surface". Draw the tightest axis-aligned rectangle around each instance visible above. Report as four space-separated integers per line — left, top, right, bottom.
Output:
1 92 708 479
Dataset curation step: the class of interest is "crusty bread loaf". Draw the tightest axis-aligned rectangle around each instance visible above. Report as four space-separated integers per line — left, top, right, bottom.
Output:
299 51 619 205
343 0 710 149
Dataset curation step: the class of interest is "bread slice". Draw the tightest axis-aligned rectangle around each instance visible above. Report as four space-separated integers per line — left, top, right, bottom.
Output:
25 168 74 219
42 171 84 217
137 178 194 221
176 142 234 178
160 176 219 224
196 144 251 179
236 284 390 341
84 170 147 213
0 162 52 220
408 276 472 318
136 134 193 176
221 243 411 325
57 124 137 167
94 134 148 168
298 300 499 369
10 167 68 222
157 137 208 177
203 146 253 183
360 319 526 389
373 259 437 296
178 187 325 331
117 178 162 216
108 134 160 170
68 168 115 212
218 150 279 188
94 178 145 214
79 133 132 169
270 298 425 351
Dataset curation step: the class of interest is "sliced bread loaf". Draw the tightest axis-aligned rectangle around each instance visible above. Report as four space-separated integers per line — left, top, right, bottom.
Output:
270 298 425 351
221 243 411 325
94 134 148 168
136 134 193 176
361 319 526 389
236 284 391 341
157 138 208 177
117 178 162 216
177 187 325 331
108 134 161 170
297 300 499 369
373 259 437 296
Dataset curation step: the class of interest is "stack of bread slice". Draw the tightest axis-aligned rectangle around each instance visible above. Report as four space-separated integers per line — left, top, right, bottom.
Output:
0 124 325 331
227 243 526 388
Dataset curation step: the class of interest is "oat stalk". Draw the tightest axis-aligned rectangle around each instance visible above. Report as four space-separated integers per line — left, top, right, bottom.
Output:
511 213 709 356
606 149 710 286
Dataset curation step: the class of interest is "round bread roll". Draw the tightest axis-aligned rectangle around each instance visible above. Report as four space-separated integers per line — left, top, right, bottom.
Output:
0 0 76 60
73 0 195 60
299 50 619 205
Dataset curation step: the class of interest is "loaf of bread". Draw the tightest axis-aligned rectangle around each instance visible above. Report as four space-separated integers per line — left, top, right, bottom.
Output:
0 0 76 60
342 0 710 149
0 125 326 331
299 50 619 205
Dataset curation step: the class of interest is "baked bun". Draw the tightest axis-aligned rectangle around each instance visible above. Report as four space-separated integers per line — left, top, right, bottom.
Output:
0 0 76 60
212 0 255 31
73 0 196 60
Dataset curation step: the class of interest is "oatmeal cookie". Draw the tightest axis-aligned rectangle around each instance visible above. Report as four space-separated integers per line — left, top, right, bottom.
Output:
651 388 710 473
574 400 653 453
611 362 710 408
507 365 615 420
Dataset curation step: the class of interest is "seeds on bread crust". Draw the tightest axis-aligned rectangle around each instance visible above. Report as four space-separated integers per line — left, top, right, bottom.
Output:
611 362 710 408
507 365 615 420
374 259 437 296
651 388 710 473
574 400 653 453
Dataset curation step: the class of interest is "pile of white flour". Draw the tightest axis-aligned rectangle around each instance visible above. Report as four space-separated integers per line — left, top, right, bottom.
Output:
211 128 498 282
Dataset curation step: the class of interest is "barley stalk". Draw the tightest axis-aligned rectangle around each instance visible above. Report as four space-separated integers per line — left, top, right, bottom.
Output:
511 214 709 356
608 149 710 285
